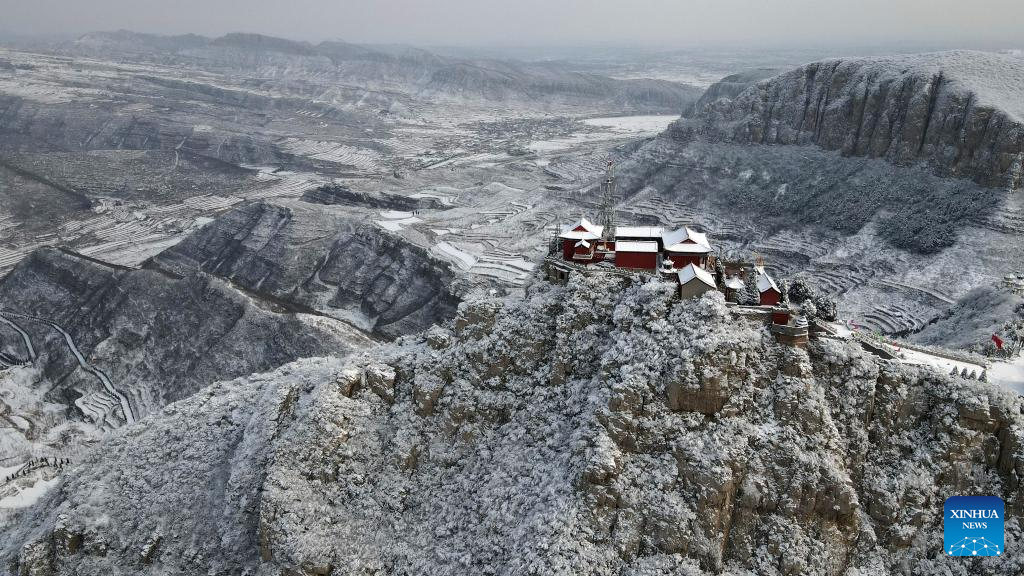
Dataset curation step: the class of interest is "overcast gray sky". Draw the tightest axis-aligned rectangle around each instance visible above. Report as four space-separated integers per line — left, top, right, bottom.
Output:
2 0 1022 49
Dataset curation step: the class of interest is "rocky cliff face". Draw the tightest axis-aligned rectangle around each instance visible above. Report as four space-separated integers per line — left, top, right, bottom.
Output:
612 51 1024 345
4 274 1021 575
687 68 779 117
150 200 461 339
685 52 1024 189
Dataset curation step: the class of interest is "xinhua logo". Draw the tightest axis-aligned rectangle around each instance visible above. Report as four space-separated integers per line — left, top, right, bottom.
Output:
944 496 1005 557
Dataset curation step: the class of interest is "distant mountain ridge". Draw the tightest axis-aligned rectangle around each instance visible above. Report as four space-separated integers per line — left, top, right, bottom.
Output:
65 30 701 112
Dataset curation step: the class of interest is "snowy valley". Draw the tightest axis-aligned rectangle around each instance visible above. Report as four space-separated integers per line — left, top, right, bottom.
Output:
0 23 1022 576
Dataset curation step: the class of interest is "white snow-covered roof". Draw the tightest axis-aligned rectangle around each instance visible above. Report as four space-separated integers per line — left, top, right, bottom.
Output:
666 243 713 254
677 264 716 288
575 239 591 248
615 226 663 239
756 273 780 294
559 217 603 240
663 226 712 253
615 241 659 253
724 276 745 290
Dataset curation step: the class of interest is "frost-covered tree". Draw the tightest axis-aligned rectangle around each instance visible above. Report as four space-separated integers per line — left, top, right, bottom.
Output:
742 276 762 305
779 280 791 306
813 295 838 321
801 299 818 320
787 279 816 304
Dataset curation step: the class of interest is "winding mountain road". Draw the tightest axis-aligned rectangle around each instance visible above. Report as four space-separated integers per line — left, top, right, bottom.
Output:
0 313 37 362
0 310 135 425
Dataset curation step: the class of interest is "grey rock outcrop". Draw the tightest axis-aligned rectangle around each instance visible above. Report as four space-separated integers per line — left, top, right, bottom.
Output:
687 68 779 117
683 51 1024 189
300 184 445 211
0 247 368 427
5 274 1021 575
150 200 461 339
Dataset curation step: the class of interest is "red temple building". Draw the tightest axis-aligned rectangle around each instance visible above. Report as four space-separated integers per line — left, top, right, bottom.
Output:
615 240 659 270
662 227 713 269
756 272 781 306
558 217 608 263
546 158 800 344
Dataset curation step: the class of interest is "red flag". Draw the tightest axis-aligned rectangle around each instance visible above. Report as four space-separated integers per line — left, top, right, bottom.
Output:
992 334 1004 350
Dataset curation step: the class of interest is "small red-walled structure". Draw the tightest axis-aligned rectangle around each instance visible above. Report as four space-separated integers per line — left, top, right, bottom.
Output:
558 217 607 263
615 241 659 270
757 273 782 306
662 227 713 269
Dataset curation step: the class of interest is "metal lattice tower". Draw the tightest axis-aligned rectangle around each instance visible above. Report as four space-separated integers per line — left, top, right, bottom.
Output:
599 158 617 241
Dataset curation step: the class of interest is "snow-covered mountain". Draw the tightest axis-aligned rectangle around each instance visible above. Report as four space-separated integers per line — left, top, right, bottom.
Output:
65 31 703 113
3 274 1021 574
616 50 1024 348
0 247 374 458
149 198 462 339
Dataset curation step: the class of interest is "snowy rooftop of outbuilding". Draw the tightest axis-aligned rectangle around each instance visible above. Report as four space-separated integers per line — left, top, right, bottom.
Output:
559 217 603 240
677 264 716 288
663 227 711 253
615 226 663 239
615 241 659 253
724 276 745 290
756 273 779 294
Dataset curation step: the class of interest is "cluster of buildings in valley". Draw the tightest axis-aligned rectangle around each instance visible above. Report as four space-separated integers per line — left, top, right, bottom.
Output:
544 160 807 346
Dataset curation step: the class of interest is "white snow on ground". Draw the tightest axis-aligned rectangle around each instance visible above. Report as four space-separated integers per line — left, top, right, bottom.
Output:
989 357 1024 394
410 192 454 204
278 139 382 170
481 182 525 195
0 477 59 509
433 242 478 270
833 51 1024 122
375 217 422 232
376 210 422 231
832 323 1008 388
828 322 854 338
581 115 680 134
529 115 680 153
0 464 22 479
897 348 986 378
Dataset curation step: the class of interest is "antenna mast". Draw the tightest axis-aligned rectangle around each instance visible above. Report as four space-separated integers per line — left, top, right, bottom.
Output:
599 158 616 241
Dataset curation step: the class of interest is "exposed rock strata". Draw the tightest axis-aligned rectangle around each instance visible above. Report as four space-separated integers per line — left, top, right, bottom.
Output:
682 52 1024 189
150 200 461 339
